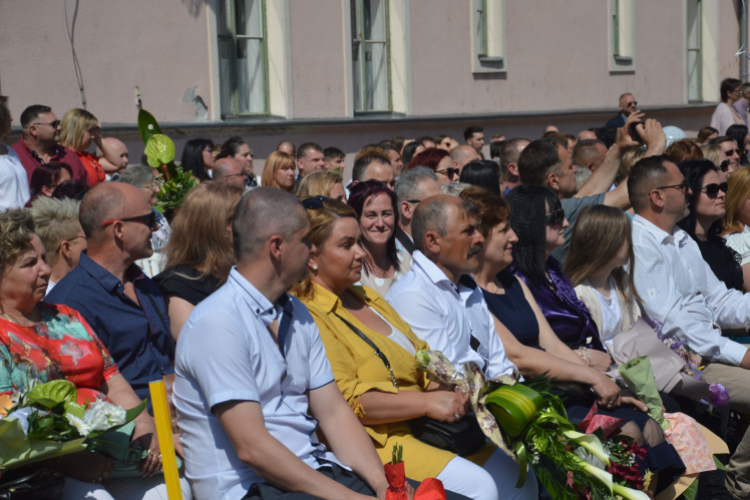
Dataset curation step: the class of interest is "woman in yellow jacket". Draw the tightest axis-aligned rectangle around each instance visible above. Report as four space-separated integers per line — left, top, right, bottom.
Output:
293 197 536 500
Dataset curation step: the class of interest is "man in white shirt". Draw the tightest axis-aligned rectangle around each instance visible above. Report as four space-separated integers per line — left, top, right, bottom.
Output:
174 188 390 500
386 195 536 500
628 155 750 412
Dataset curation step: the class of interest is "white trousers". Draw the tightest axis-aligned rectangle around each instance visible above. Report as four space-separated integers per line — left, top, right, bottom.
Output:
62 475 193 500
435 449 538 500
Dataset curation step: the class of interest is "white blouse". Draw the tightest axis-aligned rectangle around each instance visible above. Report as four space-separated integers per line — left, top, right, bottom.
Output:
724 225 750 266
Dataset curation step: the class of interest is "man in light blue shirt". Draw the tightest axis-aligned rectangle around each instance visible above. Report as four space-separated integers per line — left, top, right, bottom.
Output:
174 188 390 500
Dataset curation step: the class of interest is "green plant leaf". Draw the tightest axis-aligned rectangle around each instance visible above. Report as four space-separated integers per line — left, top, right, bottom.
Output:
144 135 176 168
138 109 162 144
27 380 77 410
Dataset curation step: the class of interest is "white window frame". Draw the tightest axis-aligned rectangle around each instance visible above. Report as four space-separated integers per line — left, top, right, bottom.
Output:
608 0 635 72
471 0 506 73
684 0 720 103
350 0 392 113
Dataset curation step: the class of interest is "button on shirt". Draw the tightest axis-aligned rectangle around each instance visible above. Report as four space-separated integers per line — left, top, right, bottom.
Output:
174 269 339 500
46 253 174 401
631 215 749 365
386 251 490 375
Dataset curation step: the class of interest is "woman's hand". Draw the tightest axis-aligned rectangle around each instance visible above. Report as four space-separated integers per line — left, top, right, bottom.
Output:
53 452 114 484
586 350 614 372
90 123 103 148
425 391 466 423
131 418 162 476
620 389 649 412
590 373 622 409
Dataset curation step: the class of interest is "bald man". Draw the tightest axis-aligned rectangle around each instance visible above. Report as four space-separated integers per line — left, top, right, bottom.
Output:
213 157 246 188
572 139 608 172
98 137 129 175
277 140 296 158
578 130 598 141
450 145 481 175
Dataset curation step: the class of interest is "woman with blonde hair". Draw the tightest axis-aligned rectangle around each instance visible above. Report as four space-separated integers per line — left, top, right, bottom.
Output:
59 108 126 186
722 167 750 292
616 145 646 186
153 181 244 340
260 150 296 193
293 198 537 500
297 170 346 201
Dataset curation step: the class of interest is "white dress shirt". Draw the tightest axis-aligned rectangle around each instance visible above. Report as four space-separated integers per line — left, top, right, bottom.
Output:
386 251 516 378
0 146 30 211
631 215 748 366
174 269 339 500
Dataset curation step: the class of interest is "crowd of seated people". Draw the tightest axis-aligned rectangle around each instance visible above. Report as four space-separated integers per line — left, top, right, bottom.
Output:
7 83 750 500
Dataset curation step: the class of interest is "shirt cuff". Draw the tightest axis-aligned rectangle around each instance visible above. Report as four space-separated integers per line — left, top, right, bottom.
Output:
719 338 749 366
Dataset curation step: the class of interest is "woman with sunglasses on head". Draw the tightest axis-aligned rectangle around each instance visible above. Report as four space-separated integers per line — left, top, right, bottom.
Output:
347 180 411 296
407 148 457 185
293 197 537 500
723 167 750 293
675 160 743 292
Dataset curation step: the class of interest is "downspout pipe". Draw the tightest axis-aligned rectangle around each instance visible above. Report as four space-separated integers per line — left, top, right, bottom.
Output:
743 0 748 82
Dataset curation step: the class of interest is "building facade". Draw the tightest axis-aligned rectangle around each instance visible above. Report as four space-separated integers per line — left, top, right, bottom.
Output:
0 0 746 177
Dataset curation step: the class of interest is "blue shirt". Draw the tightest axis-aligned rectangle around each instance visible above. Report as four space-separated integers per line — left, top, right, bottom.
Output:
46 253 174 402
174 268 338 500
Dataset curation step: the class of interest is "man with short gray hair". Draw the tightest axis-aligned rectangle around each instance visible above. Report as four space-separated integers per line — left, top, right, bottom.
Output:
174 187 394 500
29 196 86 295
393 167 442 255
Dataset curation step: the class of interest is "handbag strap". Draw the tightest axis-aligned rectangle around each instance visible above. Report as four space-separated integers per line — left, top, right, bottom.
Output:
332 311 399 389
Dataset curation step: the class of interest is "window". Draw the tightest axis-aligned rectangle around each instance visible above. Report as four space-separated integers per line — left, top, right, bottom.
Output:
686 0 702 102
218 0 269 116
609 0 634 72
351 0 391 113
472 0 506 73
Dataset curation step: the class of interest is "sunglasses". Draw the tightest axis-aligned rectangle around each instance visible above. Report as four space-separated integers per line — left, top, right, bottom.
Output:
545 208 565 226
301 195 332 209
656 181 689 193
726 149 743 157
32 120 61 128
702 182 728 199
102 211 157 229
720 160 731 172
435 167 459 180
626 101 638 107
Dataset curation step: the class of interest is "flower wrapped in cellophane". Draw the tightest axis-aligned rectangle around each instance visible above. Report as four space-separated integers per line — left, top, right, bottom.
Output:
0 380 146 471
416 350 650 500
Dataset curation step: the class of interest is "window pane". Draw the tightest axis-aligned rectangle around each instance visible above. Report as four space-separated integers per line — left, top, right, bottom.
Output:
687 50 701 102
236 0 263 37
687 0 701 101
365 41 388 110
218 0 231 36
364 0 386 41
219 38 234 115
352 41 363 111
351 0 361 42
235 38 266 114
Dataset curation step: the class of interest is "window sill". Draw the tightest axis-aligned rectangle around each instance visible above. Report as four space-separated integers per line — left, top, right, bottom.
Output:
613 55 633 63
478 55 504 63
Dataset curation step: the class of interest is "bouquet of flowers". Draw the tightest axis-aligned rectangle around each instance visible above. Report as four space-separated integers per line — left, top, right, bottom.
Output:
415 350 650 500
0 380 146 471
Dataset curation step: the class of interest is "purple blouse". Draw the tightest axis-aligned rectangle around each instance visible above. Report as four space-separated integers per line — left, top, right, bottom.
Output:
513 257 604 351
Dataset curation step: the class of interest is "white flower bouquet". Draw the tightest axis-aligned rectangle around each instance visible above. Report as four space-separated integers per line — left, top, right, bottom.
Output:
0 380 146 471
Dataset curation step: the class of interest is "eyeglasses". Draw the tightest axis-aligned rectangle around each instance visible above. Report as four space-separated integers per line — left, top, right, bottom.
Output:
32 120 60 128
102 211 157 229
545 208 565 226
702 182 728 199
626 101 638 107
435 167 459 180
301 196 332 209
656 181 689 193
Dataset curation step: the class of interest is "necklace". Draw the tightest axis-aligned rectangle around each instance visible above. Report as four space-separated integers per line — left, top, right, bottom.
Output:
368 258 390 278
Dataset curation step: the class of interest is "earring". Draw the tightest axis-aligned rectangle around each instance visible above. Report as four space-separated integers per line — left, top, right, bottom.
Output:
312 264 318 270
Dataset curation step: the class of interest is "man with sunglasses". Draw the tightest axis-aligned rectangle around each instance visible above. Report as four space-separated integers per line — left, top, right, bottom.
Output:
713 136 742 176
11 104 90 186
47 182 175 416
605 93 637 128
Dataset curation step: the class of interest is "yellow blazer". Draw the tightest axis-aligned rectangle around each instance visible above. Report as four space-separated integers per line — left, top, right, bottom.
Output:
301 283 492 480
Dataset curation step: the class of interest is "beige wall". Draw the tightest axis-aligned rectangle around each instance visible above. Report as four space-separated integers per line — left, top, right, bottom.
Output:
0 0 746 180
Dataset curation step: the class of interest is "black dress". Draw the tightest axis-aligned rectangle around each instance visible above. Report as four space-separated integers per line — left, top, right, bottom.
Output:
480 269 540 348
696 236 744 292
153 265 222 306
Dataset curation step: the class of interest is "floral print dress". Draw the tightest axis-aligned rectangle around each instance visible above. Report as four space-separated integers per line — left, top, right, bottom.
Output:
0 302 119 402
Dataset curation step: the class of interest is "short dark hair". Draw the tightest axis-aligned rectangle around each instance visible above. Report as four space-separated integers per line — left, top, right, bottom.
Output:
0 96 11 138
458 160 501 196
297 142 323 160
463 126 483 141
489 140 504 160
216 136 249 160
595 127 618 149
517 138 562 186
323 146 345 161
352 153 391 181
721 78 742 102
697 126 718 144
572 139 606 168
401 141 423 166
20 105 52 129
627 154 672 211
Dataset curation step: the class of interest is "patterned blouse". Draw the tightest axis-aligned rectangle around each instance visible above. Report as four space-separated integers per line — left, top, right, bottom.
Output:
0 302 119 399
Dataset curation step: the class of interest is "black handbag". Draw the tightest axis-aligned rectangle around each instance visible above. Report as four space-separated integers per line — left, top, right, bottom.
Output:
0 468 65 500
333 311 487 457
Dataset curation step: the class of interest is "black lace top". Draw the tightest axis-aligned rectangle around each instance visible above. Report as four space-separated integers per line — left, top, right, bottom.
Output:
695 235 744 292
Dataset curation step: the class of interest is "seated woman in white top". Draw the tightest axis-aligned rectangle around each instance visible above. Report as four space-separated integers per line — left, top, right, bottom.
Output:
722 166 750 292
348 180 412 296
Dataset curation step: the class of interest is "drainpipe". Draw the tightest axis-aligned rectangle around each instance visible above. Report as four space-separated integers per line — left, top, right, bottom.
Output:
743 0 748 82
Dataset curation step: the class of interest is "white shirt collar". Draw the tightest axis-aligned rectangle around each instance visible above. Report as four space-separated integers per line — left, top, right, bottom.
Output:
633 214 684 245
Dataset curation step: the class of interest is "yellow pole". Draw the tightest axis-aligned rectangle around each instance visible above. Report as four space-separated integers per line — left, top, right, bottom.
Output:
149 380 183 500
